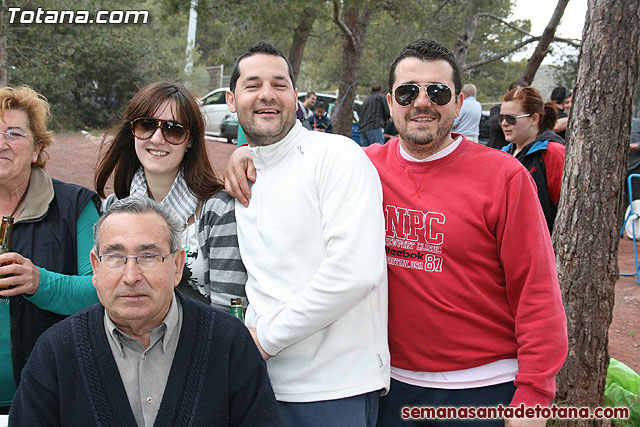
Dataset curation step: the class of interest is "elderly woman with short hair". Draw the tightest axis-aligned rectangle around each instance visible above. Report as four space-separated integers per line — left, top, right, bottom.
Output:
0 86 100 414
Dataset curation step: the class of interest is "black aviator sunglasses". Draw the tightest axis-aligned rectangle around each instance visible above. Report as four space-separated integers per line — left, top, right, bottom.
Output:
394 83 453 107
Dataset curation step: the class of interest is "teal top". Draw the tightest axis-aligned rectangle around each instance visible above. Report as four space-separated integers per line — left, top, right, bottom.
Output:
236 124 248 146
0 201 99 407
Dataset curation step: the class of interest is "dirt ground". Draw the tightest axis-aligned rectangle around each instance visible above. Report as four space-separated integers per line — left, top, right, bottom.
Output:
44 131 236 194
45 132 640 374
609 238 640 372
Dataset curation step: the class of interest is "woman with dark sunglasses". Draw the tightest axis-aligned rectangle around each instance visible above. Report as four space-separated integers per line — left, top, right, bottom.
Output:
499 86 566 233
95 81 246 309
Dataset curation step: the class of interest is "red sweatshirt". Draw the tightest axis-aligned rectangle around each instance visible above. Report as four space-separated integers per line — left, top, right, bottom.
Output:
365 136 568 406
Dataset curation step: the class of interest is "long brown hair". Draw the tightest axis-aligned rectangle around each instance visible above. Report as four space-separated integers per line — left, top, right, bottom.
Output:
94 81 222 199
503 86 557 133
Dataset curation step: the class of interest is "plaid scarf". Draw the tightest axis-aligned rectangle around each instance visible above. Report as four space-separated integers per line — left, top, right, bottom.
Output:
130 167 198 226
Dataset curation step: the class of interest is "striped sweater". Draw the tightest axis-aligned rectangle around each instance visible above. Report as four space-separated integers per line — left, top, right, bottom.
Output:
198 191 247 307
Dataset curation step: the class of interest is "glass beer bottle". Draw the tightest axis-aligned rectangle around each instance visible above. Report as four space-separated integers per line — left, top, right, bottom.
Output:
0 216 14 287
230 297 244 323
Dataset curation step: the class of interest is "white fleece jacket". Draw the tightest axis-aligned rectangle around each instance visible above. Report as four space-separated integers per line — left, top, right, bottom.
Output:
236 121 389 402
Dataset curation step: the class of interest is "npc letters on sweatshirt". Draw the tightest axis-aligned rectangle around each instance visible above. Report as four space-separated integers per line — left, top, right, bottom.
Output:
384 204 444 272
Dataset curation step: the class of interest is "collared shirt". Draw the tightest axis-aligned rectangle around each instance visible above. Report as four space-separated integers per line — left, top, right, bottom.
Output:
104 295 183 427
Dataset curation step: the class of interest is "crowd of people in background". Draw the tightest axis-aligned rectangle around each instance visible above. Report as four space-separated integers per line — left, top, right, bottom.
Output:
294 77 571 233
452 83 482 142
3 36 612 427
295 79 572 157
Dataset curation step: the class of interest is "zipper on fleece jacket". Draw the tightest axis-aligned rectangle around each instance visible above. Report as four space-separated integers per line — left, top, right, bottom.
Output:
254 147 266 228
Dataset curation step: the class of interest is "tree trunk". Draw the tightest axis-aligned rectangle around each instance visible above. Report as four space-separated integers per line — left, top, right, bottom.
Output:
333 25 358 138
553 1 640 425
332 0 373 138
453 0 479 70
0 0 8 87
288 6 317 82
520 0 569 84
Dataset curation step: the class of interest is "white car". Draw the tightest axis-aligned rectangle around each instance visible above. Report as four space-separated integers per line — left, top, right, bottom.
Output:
199 87 231 137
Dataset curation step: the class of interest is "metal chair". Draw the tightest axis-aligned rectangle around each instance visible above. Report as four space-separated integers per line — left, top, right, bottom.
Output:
620 173 640 284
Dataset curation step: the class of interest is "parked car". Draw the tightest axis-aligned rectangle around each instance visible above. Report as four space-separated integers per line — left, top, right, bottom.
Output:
219 113 239 144
199 87 230 137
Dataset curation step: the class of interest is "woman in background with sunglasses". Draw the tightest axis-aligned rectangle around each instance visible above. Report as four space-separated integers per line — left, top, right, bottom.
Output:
95 81 246 309
499 86 566 233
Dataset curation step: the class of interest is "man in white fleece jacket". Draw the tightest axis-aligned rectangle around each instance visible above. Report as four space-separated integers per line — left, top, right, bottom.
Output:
225 41 389 427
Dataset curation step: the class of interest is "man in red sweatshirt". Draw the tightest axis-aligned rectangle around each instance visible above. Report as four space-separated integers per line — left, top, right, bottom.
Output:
367 38 567 427
225 39 567 427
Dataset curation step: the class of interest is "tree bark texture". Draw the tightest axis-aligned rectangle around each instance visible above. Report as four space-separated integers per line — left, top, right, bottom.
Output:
288 6 317 82
332 0 372 138
453 0 479 70
520 0 569 84
553 1 640 425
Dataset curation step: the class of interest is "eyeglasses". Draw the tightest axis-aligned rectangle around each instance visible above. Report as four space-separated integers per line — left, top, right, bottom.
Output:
498 113 531 125
394 83 453 106
97 252 176 270
0 130 31 141
130 118 189 145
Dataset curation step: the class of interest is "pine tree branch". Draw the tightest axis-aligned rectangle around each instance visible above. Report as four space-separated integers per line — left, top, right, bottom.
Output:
333 0 356 50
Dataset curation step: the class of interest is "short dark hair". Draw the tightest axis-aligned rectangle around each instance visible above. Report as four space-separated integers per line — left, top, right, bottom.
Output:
229 41 296 93
550 87 568 103
371 84 382 93
305 92 316 99
388 39 462 96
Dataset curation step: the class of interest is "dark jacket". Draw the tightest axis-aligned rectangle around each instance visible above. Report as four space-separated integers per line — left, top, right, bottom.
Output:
307 114 332 133
10 171 97 386
359 93 390 132
556 109 568 140
502 139 566 233
537 128 564 145
10 292 282 427
488 104 507 149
